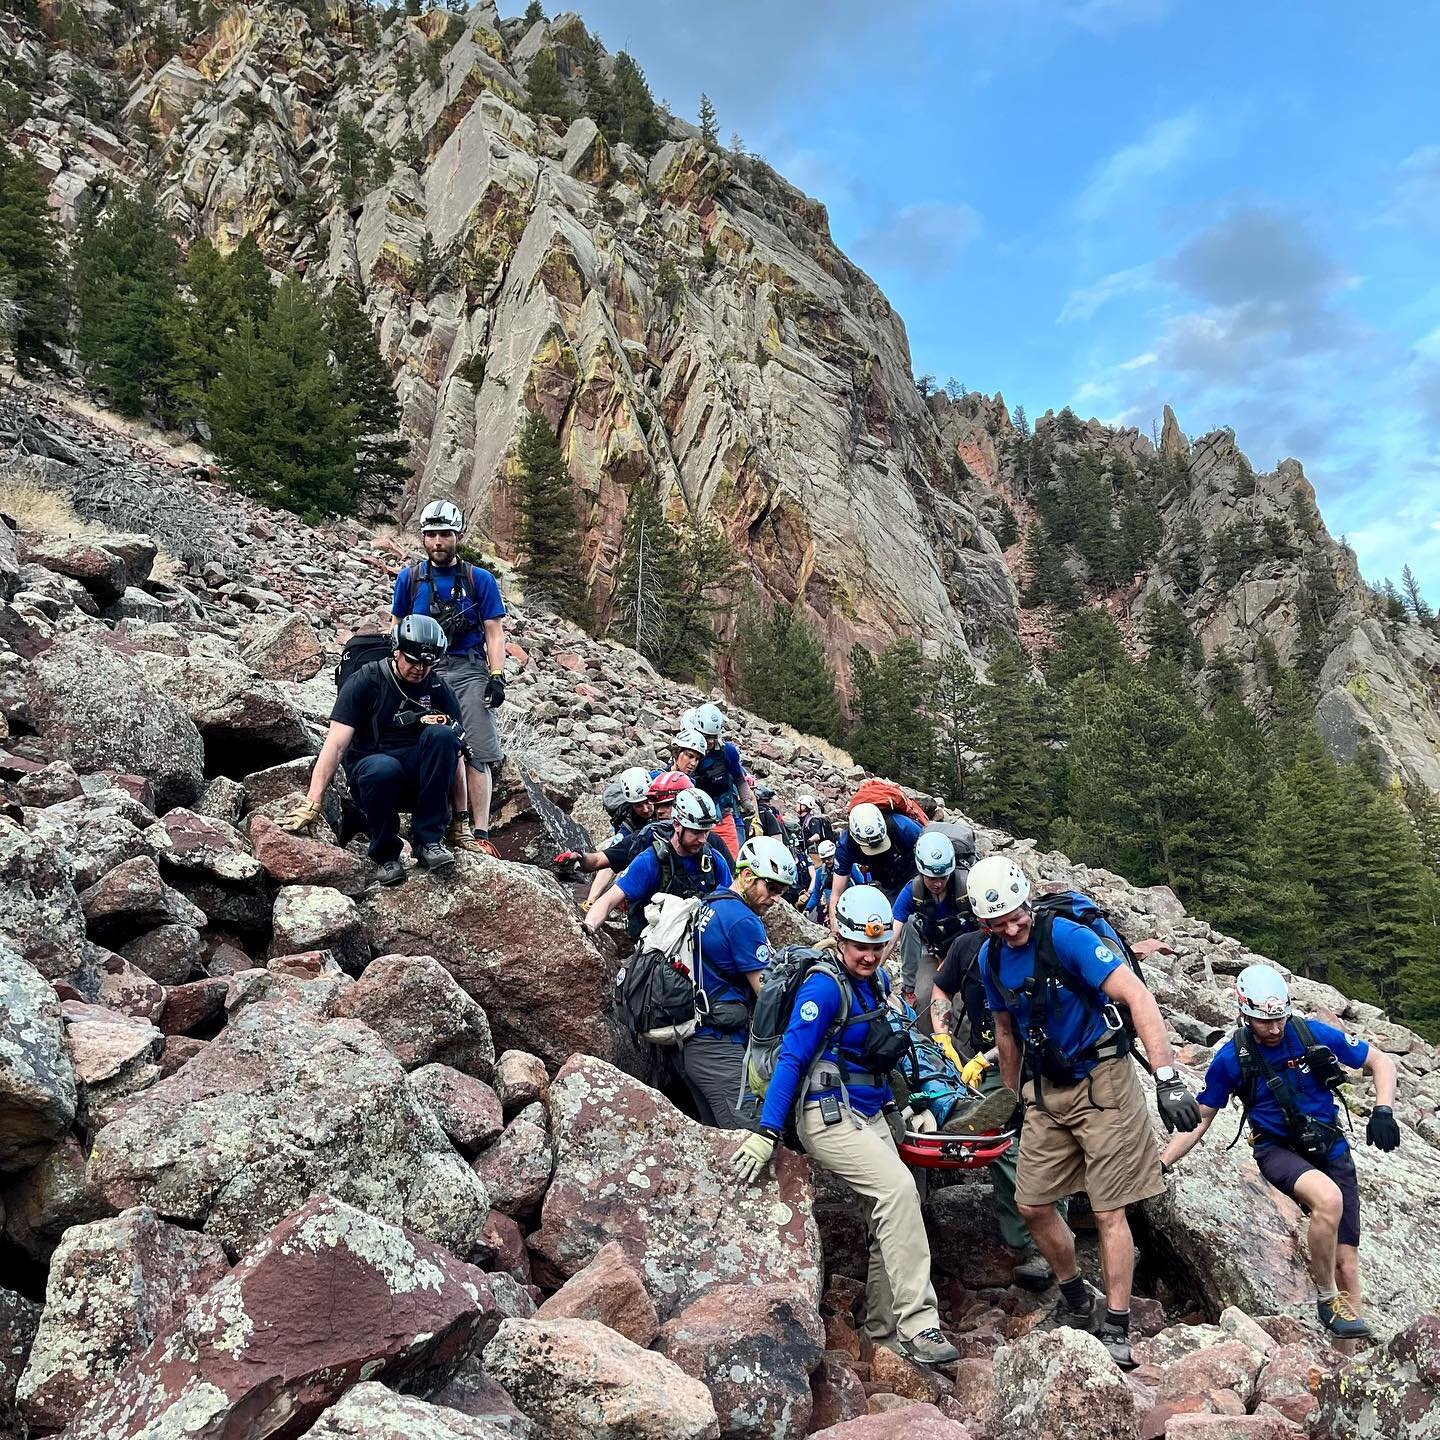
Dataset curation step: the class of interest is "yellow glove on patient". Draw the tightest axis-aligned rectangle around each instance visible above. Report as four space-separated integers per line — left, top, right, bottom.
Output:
961 1053 992 1089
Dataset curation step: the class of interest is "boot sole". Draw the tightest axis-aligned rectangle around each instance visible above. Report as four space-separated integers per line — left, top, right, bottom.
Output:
942 1086 1020 1135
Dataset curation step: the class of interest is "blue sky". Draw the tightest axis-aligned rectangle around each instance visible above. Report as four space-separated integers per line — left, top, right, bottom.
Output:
537 1 1440 593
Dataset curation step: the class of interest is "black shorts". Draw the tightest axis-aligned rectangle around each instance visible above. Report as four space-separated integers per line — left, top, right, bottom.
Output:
1255 1143 1360 1247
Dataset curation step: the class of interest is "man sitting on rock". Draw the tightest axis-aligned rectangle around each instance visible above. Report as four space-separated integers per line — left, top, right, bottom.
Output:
583 789 733 940
1159 964 1399 1340
968 855 1201 1369
282 614 465 886
391 500 508 856
678 836 797 1128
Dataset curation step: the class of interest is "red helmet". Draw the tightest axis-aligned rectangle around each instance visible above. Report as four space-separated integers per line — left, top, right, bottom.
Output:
646 771 695 802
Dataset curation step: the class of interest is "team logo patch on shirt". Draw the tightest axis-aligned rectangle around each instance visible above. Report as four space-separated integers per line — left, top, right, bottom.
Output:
799 1000 820 1023
1094 943 1113 962
1346 1033 1361 1048
756 944 771 966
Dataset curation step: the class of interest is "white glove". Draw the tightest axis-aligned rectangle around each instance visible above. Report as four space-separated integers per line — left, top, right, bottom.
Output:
902 1105 938 1134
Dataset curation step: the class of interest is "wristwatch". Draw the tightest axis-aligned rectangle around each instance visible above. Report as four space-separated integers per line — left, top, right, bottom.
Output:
1155 1065 1178 1083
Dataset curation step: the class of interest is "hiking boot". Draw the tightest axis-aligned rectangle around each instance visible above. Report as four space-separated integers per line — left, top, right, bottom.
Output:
942 1084 1020 1135
415 841 456 872
1011 1251 1054 1292
471 828 499 857
1044 1281 1099 1332
446 819 487 854
1096 1322 1135 1369
1318 1292 1372 1340
888 1328 959 1367
373 859 407 887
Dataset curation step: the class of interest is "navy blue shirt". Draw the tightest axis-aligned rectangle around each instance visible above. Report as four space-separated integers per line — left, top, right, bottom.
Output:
834 815 923 897
392 561 505 657
692 741 746 817
981 916 1128 1078
893 877 971 948
693 891 770 1040
1198 1019 1369 1159
760 966 893 1131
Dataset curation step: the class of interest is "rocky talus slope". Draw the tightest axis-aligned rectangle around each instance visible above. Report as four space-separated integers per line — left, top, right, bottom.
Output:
2 396 1440 1439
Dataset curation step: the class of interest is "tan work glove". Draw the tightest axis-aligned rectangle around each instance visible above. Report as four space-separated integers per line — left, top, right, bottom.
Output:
932 1032 963 1073
279 797 323 834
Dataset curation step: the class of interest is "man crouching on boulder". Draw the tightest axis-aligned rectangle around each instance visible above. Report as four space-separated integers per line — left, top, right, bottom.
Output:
281 615 468 886
1159 964 1399 1340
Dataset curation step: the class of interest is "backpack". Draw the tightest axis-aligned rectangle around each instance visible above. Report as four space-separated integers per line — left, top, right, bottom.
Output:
601 774 635 824
1229 1017 1349 1159
335 633 392 692
845 778 930 828
615 894 705 1047
742 945 852 1107
922 820 978 865
403 559 481 646
982 888 1149 1091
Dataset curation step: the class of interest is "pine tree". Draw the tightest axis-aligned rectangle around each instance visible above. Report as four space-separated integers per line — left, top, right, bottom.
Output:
1019 524 1080 610
1012 403 1030 437
735 599 841 741
326 281 410 520
335 113 375 204
581 36 623 142
697 92 718 147
0 144 67 371
515 409 585 621
929 644 980 802
1402 564 1433 624
524 0 544 21
166 235 241 416
612 482 678 661
73 186 183 418
206 273 359 518
525 48 574 121
1045 609 1126 689
993 500 1019 549
611 52 664 154
1165 513 1206 595
657 516 742 679
846 638 935 787
970 631 1057 841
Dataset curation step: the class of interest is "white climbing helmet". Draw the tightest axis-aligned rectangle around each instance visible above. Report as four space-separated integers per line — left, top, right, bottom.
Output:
672 788 719 833
848 802 889 855
817 840 836 861
915 832 956 879
616 767 651 806
737 835 797 888
693 702 726 737
965 855 1031 922
797 794 817 815
674 727 707 755
835 884 893 944
419 499 464 534
1236 964 1291 1020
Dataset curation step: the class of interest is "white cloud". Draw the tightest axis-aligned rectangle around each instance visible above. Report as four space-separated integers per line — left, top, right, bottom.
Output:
1065 0 1174 34
1058 264 1154 323
1074 111 1200 225
852 202 982 282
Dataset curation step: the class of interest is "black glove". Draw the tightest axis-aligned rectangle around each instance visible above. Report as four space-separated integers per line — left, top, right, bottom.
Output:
484 672 506 708
1366 1105 1400 1152
1156 1074 1201 1133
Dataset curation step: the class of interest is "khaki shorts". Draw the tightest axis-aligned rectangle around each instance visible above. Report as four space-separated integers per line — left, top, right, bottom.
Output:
1014 1057 1164 1211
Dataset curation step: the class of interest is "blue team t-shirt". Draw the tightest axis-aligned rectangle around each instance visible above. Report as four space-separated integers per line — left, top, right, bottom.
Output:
616 842 734 906
692 891 770 1038
892 881 969 943
760 966 893 1132
833 814 923 896
1197 1018 1369 1158
981 915 1128 1076
392 561 505 656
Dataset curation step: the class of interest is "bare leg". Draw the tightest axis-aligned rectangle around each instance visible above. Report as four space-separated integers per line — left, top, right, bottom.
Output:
451 757 467 814
1018 1201 1078 1280
1292 1170 1342 1292
467 763 493 830
1334 1244 1361 1307
1092 1207 1136 1312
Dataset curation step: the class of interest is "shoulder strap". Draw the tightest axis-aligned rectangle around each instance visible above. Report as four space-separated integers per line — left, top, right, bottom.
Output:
406 559 425 610
1291 1015 1317 1049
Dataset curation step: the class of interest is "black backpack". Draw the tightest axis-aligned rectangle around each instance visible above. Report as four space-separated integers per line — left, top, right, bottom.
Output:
335 633 393 692
1229 1017 1349 1159
982 889 1149 1093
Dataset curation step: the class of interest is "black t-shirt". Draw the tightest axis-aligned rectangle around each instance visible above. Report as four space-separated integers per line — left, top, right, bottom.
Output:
331 661 462 759
802 815 835 845
935 930 993 1054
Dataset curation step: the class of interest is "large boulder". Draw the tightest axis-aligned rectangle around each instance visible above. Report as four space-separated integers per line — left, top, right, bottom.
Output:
23 537 127 603
0 943 77 1170
87 1001 489 1258
361 856 617 1066
0 1288 40 1440
1309 1311 1440 1440
238 612 324 683
80 853 208 946
1 1133 110 1262
0 816 86 980
26 636 205 809
654 1283 824 1440
809 1406 974 1440
132 650 315 776
25 786 171 890
17 1205 229 1429
304 1382 518 1439
158 807 267 885
989 1327 1137 1440
483 1316 720 1440
410 1064 505 1154
529 1055 822 1312
333 953 496 1079
473 1106 554 1215
246 812 367 893
64 1195 508 1440
535 1241 659 1346
272 884 371 974
1148 1111 1440 1332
